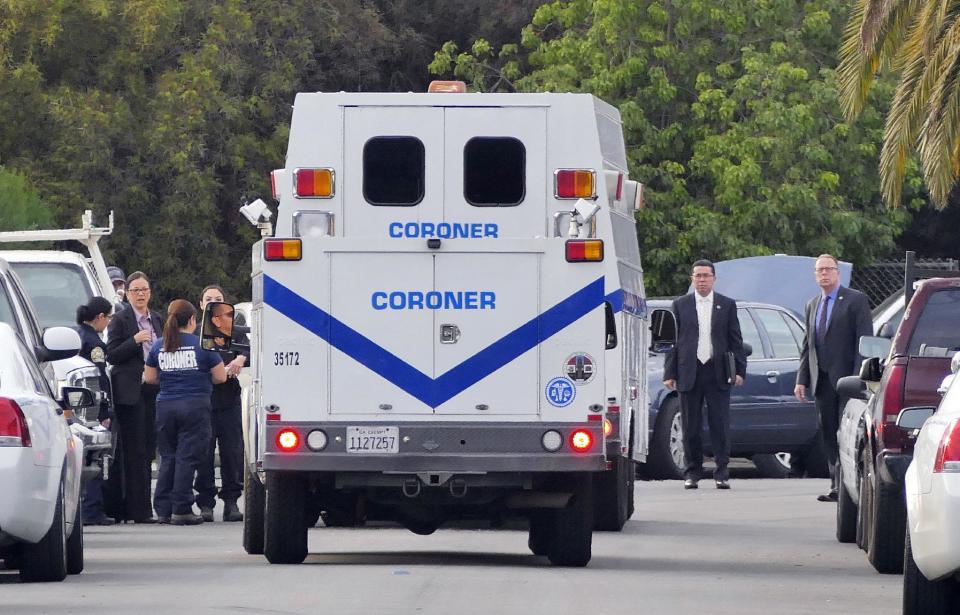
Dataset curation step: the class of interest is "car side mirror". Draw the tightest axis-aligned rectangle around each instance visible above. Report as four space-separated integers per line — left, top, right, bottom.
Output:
200 302 236 351
859 357 882 383
743 342 753 358
879 322 897 339
36 326 82 362
837 375 868 401
60 386 95 410
859 335 892 360
896 406 936 437
649 308 676 353
938 374 954 396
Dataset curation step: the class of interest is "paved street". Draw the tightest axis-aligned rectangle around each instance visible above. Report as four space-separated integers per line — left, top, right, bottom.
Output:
1 478 900 615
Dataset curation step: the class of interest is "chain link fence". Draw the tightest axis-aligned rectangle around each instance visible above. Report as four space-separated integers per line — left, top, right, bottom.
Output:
851 257 959 308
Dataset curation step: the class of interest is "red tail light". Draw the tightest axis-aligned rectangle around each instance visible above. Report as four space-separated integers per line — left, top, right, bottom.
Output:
0 397 31 447
570 429 593 452
276 428 300 451
876 360 907 453
934 419 960 473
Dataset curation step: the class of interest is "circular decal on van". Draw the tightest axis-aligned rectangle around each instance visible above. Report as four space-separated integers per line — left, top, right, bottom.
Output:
564 353 596 385
545 377 576 407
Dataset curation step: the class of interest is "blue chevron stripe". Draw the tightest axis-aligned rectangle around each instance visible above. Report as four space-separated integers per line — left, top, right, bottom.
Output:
263 275 605 408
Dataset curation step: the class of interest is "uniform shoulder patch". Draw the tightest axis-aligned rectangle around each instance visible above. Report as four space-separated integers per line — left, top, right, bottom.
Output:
90 346 106 363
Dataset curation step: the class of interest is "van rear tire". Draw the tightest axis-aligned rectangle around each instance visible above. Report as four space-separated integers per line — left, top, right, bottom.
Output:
243 466 266 555
264 472 307 564
547 475 593 567
594 457 633 531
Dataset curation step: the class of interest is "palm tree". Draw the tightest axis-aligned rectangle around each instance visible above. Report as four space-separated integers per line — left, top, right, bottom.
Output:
837 0 960 208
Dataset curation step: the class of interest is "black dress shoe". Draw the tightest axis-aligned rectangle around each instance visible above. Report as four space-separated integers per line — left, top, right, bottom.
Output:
171 513 204 526
83 515 116 526
683 478 699 490
158 516 171 524
716 480 731 490
133 516 159 524
817 492 838 502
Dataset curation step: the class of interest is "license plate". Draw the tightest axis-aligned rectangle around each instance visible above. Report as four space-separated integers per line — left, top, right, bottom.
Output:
346 426 399 454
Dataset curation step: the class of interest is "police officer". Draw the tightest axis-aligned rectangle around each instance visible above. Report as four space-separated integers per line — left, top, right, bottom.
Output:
144 300 226 525
193 285 246 522
76 297 116 526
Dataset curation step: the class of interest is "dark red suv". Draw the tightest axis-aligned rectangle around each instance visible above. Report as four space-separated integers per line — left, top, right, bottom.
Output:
840 277 960 573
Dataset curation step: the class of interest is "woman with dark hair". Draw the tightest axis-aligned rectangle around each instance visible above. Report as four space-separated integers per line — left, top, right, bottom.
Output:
144 300 226 525
76 296 115 526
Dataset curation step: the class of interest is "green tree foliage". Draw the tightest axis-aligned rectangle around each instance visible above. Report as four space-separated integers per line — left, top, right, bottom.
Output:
432 0 921 294
0 0 540 304
0 166 54 230
838 0 960 209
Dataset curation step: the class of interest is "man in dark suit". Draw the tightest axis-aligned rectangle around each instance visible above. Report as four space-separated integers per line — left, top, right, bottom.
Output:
106 271 163 523
795 254 872 502
664 260 747 489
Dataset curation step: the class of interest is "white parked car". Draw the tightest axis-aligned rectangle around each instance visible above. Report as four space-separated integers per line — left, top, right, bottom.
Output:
901 352 960 613
0 323 88 582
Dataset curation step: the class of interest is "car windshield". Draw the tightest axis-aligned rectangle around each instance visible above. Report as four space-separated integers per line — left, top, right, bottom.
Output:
8 262 94 329
0 280 23 337
908 289 960 357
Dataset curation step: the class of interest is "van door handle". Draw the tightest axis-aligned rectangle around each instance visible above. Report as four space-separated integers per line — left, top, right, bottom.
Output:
765 370 780 383
439 324 461 344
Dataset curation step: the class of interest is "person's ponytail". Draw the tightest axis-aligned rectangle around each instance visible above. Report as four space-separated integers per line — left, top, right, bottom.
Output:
76 296 113 325
162 299 197 352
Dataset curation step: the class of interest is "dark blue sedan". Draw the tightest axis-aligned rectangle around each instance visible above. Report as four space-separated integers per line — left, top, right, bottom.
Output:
642 299 826 479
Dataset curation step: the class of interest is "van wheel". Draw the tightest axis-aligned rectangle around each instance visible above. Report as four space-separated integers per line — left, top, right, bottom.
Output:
66 495 84 575
20 480 68 582
547 475 593 567
264 472 307 564
836 462 857 544
866 465 906 573
594 457 633 531
527 512 552 556
752 453 791 478
243 466 265 555
903 521 957 614
645 398 685 480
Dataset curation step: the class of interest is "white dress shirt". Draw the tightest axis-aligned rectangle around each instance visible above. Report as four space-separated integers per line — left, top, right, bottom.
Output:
695 291 714 364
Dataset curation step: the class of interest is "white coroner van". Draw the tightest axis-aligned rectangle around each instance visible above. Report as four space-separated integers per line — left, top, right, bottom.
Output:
238 84 652 567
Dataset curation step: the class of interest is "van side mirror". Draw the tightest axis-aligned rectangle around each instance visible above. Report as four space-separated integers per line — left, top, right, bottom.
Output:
200 302 236 351
859 357 882 383
837 375 868 401
649 308 676 353
896 406 936 435
859 335 892 360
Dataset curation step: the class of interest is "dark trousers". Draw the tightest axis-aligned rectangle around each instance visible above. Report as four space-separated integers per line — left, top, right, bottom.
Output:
194 401 244 508
815 369 841 493
680 360 731 481
113 395 155 520
153 396 211 517
82 477 106 522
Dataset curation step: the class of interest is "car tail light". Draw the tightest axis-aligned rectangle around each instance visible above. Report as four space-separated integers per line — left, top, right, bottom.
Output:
294 168 334 198
570 429 593 452
276 428 300 451
565 239 604 262
933 419 960 473
876 360 907 453
0 397 31 447
264 238 302 261
555 169 596 199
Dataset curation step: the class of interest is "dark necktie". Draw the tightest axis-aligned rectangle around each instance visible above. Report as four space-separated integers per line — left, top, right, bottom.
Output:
817 295 830 344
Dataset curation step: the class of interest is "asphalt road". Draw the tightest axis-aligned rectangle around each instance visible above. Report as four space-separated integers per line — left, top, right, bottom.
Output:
1 478 901 615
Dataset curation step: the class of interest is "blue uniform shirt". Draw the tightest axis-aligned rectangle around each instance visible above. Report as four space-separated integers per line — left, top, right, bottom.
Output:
145 333 223 401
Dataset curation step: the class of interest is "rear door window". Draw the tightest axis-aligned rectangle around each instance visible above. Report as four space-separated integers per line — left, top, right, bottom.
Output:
0 279 23 337
738 308 766 359
463 137 525 206
754 308 801 359
363 136 425 206
908 288 960 356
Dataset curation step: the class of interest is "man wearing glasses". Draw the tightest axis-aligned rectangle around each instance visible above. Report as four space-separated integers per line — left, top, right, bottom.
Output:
106 271 164 523
795 254 872 502
664 260 747 490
